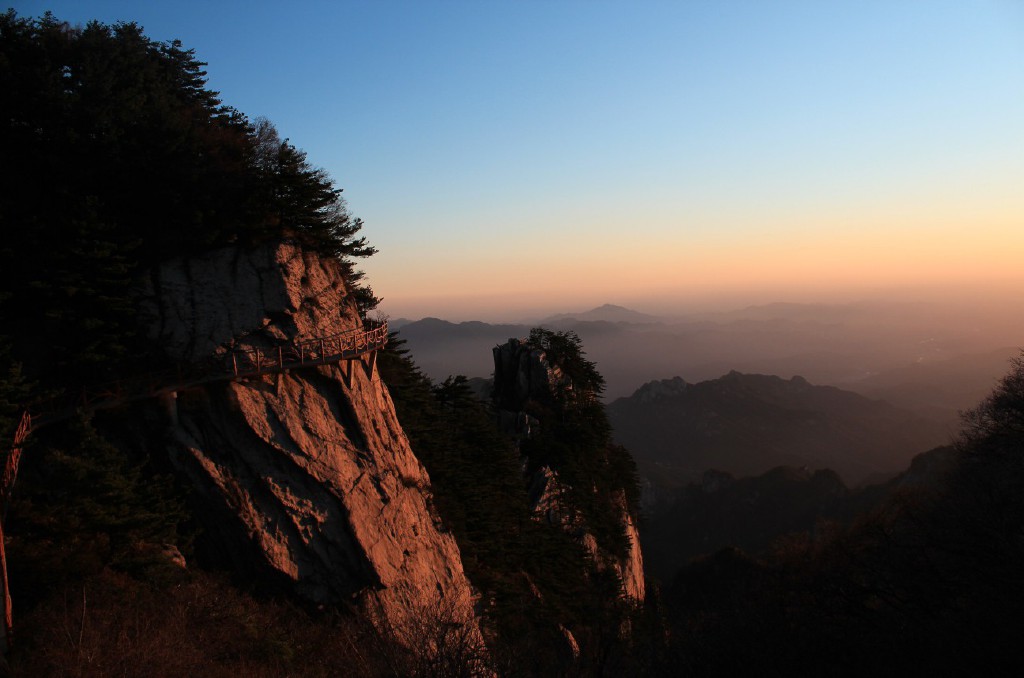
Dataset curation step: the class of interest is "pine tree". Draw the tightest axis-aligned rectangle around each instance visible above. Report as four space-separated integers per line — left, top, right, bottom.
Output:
250 117 379 313
8 413 187 600
0 10 381 394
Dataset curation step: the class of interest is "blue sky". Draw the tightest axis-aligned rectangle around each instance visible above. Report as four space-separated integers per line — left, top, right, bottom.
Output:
11 1 1024 319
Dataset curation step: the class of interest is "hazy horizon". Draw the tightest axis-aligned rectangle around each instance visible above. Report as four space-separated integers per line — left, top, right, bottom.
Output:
378 280 1024 325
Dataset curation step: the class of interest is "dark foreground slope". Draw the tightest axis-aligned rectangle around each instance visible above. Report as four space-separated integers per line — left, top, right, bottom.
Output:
642 446 956 582
659 355 1024 676
608 372 948 486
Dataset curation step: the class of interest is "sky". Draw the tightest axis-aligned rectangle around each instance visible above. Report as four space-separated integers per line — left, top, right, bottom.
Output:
12 1 1024 321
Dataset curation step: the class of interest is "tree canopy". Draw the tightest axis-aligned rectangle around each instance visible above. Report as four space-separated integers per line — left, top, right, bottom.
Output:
0 10 377 393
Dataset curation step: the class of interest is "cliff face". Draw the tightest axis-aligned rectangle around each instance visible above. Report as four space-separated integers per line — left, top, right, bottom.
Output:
529 465 646 603
493 338 645 603
139 242 479 639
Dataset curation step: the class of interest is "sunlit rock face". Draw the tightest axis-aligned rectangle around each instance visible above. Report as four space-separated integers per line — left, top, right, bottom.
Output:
616 510 646 603
141 241 480 641
493 338 646 603
142 241 350 361
529 465 646 603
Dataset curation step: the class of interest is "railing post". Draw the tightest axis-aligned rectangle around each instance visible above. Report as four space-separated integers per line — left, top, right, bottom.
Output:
0 518 11 653
1 410 31 654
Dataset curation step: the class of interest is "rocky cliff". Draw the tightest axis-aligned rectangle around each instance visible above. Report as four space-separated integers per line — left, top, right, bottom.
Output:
139 242 480 642
493 337 645 603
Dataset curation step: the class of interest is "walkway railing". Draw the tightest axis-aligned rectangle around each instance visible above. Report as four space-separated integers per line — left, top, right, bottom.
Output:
27 319 388 428
227 320 389 378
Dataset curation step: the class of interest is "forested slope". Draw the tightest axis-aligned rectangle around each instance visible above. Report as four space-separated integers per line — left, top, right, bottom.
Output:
660 356 1024 675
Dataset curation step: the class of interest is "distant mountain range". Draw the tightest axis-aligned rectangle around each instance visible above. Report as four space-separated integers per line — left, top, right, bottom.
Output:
390 301 1021 413
606 372 949 487
391 317 532 381
539 303 664 325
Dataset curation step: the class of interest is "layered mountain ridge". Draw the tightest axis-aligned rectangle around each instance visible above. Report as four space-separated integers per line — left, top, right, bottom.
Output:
608 371 949 486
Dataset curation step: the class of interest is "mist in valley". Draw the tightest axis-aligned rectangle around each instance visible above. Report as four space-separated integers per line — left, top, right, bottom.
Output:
391 286 1024 414
389 287 1024 501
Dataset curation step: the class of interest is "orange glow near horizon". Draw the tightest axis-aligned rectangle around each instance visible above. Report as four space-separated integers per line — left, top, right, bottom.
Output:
370 205 1024 320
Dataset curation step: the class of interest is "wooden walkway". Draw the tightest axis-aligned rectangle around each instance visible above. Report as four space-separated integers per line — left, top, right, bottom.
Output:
0 318 388 652
29 319 389 428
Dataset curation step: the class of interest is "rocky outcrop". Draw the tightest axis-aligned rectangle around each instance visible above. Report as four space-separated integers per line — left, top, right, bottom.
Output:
632 376 688 404
493 338 645 603
528 463 645 604
143 242 350 362
492 338 572 411
615 510 646 604
140 242 481 644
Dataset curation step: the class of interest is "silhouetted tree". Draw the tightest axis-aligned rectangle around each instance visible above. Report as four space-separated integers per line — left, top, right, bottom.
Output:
0 9 379 396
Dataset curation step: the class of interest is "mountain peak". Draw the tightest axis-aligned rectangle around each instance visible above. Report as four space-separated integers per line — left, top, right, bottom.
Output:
541 304 662 325
632 376 689 403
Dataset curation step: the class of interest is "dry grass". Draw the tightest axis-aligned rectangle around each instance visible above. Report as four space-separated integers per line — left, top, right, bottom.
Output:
9 569 392 678
9 567 495 677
